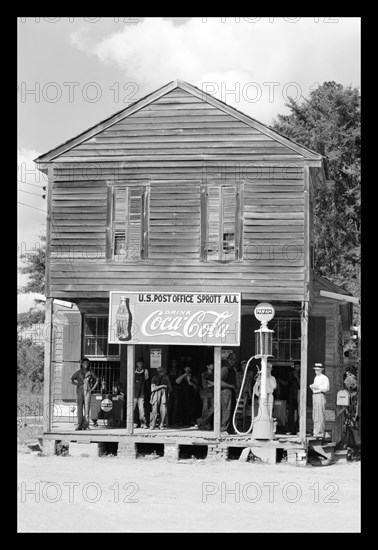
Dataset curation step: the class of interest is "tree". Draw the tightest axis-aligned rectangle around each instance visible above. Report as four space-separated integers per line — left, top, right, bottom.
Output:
17 338 44 392
17 308 45 329
18 234 46 393
272 82 361 317
18 233 46 295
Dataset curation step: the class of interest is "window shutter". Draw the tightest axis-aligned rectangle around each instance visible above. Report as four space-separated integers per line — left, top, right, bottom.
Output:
114 187 127 234
221 186 237 260
106 186 114 260
112 186 145 260
207 186 221 260
62 311 82 362
61 311 82 400
127 188 143 260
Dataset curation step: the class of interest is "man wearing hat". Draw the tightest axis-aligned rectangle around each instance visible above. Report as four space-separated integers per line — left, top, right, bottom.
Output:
70 357 98 431
309 363 330 439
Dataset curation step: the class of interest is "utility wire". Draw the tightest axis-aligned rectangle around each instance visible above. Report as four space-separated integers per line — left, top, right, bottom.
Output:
17 180 45 189
17 201 46 213
18 188 43 198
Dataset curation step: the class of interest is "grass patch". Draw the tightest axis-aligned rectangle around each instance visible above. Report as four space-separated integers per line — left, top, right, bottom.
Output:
17 423 43 446
17 387 44 421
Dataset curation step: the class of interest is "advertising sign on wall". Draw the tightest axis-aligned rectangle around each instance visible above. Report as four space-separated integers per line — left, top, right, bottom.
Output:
108 291 241 346
150 348 162 369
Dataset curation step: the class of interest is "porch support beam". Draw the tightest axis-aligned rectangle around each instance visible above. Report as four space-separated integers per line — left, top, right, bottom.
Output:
299 301 309 442
126 345 135 435
213 346 221 438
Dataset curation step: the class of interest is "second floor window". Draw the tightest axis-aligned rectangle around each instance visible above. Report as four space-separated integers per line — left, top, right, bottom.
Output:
201 184 243 262
107 185 149 261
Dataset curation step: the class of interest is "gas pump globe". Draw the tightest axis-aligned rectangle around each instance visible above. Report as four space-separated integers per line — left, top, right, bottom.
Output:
252 303 275 440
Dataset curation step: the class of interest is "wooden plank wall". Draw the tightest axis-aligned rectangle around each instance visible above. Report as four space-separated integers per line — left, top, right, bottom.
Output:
51 305 65 405
48 88 306 302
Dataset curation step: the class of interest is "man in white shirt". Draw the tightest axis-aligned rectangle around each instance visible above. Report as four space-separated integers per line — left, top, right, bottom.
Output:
309 363 330 439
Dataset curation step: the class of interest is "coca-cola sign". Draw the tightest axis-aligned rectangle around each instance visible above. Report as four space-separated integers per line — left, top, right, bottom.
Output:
108 292 241 346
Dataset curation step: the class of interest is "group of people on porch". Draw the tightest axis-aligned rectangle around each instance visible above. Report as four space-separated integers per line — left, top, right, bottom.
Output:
70 355 330 439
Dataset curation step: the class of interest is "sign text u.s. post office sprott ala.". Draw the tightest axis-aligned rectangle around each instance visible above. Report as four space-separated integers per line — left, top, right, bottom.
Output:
108 292 241 346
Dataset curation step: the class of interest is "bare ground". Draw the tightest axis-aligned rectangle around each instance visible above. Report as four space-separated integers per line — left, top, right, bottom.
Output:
17 448 360 533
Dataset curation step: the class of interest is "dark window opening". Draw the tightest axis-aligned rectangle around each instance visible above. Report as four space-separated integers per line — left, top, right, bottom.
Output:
222 232 235 254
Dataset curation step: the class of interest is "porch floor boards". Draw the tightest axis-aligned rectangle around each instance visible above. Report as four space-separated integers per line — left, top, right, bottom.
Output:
45 423 304 447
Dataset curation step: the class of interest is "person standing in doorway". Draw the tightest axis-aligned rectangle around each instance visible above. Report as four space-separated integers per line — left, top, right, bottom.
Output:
287 362 301 435
150 366 172 430
134 358 149 428
197 362 215 430
70 357 98 431
310 363 330 439
176 366 199 426
220 359 236 434
167 358 180 427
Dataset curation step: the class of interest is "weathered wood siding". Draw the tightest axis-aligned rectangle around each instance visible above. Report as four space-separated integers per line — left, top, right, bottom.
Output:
48 88 307 301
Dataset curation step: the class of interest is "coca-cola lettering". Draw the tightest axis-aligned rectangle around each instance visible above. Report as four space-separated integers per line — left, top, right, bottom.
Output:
141 309 233 339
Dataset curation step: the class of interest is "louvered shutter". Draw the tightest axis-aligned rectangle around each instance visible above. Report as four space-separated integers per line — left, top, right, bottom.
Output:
207 186 221 260
221 186 237 260
127 188 143 260
114 187 127 256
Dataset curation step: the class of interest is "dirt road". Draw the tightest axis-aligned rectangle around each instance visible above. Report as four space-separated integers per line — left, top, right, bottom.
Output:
17 450 360 533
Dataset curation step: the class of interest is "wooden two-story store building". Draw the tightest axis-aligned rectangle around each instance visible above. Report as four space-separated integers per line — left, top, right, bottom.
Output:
35 80 357 463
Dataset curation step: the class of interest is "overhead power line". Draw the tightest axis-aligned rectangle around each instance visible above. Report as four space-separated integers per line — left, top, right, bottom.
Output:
18 188 43 198
17 201 46 213
17 180 46 190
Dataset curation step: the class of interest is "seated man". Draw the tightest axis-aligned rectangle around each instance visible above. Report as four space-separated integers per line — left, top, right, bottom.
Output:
149 366 172 429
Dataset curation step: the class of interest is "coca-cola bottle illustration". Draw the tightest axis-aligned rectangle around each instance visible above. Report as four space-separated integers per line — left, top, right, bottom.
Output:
116 296 132 341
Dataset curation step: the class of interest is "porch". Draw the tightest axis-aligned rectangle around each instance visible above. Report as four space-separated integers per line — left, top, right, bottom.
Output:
42 423 311 464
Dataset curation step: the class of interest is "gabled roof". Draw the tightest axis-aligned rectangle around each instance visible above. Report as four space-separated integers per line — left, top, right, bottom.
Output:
35 79 324 164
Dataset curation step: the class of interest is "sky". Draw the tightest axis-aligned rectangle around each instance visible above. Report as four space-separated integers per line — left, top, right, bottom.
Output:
17 16 361 312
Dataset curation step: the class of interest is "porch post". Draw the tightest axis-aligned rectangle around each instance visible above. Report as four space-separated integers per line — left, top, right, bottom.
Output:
299 301 309 442
213 346 221 438
126 344 135 435
43 298 53 432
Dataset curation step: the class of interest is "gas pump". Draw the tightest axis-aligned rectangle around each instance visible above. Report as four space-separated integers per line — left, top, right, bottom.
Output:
232 303 275 439
252 306 275 439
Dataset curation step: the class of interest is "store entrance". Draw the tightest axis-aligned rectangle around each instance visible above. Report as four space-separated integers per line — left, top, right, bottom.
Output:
165 346 214 429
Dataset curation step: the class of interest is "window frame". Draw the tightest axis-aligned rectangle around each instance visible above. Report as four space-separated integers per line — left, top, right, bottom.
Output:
270 317 301 362
200 182 244 262
82 314 120 360
106 182 150 262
